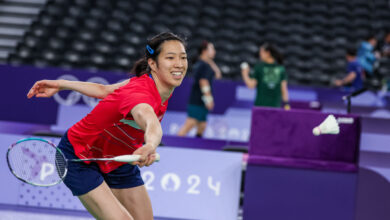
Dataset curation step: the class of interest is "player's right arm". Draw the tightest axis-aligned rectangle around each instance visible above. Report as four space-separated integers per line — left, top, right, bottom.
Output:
130 103 162 167
27 79 130 99
333 71 356 87
241 65 257 89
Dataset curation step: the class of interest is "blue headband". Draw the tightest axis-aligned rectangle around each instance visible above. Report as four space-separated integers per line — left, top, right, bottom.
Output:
146 45 154 55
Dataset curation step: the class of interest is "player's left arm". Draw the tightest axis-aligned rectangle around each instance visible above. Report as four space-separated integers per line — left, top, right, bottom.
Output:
130 103 162 167
280 67 290 110
281 80 290 110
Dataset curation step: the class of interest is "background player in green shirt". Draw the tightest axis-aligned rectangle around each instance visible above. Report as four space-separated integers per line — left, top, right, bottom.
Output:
241 43 290 109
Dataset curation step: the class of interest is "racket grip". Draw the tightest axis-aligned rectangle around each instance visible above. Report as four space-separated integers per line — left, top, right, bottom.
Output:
113 155 140 163
113 153 160 163
154 153 160 162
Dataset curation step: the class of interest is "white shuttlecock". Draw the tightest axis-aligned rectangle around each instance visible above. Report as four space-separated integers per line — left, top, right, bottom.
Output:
240 62 249 70
312 115 340 136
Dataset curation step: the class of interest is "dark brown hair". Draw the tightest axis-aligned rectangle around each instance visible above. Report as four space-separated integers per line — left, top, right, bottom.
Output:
262 43 283 65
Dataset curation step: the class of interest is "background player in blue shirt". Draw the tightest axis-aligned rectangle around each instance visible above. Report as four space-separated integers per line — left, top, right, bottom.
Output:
334 48 364 91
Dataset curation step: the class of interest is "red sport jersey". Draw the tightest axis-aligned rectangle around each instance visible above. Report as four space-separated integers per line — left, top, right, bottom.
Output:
67 74 168 173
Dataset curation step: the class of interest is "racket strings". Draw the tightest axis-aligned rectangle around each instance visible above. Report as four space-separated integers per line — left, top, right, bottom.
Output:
55 150 67 179
8 141 33 180
8 139 64 186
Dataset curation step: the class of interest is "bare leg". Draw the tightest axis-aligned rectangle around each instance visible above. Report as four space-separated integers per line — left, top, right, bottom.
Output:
196 121 207 137
177 117 198 136
78 181 133 220
111 185 153 220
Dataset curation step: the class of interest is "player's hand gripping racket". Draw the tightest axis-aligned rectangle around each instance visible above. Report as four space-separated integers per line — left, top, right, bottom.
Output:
6 138 160 187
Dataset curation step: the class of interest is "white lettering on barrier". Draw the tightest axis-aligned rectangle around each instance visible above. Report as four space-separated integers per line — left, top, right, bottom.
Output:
169 123 180 134
228 128 240 140
208 176 221 196
187 175 201 195
161 173 181 192
142 171 155 191
337 117 354 124
241 129 250 141
40 162 54 181
142 171 222 196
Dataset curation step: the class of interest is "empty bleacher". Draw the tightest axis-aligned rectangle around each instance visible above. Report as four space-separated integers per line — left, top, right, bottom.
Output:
5 0 390 88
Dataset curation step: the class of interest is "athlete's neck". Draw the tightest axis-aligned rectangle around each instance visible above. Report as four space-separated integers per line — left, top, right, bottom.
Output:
263 57 275 64
150 72 174 103
200 55 210 63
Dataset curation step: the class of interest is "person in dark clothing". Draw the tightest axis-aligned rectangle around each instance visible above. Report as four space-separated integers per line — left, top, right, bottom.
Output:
177 40 221 137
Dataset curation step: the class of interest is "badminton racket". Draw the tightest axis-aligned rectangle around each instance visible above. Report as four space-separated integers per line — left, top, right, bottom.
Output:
6 137 160 187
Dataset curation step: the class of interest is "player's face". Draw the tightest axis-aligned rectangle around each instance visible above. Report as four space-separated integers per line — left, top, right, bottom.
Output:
206 43 216 59
259 47 269 61
369 38 377 47
153 40 188 88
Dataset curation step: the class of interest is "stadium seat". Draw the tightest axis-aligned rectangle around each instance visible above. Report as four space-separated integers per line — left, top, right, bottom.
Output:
47 38 65 51
289 2 306 13
8 0 388 88
70 40 88 53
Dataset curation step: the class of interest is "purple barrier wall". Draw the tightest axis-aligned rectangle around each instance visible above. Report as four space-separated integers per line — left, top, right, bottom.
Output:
243 107 361 220
1 64 127 124
248 107 361 172
356 152 390 220
1 65 237 125
3 64 388 126
243 165 357 220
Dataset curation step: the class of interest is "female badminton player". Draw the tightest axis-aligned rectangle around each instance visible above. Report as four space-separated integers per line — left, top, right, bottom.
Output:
241 43 290 110
27 32 188 220
177 40 221 138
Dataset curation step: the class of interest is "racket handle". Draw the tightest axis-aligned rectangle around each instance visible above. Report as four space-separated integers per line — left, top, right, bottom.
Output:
113 155 140 162
154 153 160 162
113 153 160 163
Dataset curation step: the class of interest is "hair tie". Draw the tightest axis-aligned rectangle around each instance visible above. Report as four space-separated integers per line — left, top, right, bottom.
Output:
146 45 154 55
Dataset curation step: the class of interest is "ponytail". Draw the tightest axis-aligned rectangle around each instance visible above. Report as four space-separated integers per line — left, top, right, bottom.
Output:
131 58 149 76
131 32 186 76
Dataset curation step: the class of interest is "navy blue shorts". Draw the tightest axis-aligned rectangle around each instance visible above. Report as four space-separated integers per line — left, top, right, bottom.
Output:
187 104 208 122
57 132 144 196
